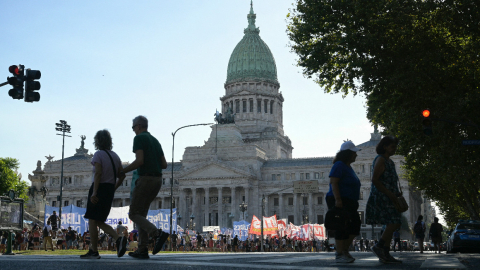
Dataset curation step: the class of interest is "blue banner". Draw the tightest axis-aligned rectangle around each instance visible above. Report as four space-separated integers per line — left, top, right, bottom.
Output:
146 208 177 232
45 205 87 233
44 205 176 233
233 220 250 241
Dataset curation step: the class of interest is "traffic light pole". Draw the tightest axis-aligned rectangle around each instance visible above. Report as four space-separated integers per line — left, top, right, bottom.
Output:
0 81 8 87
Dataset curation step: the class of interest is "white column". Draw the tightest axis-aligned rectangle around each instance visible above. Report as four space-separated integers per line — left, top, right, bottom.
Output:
231 187 236 221
279 193 284 220
244 187 249 220
179 189 186 228
192 188 197 231
205 188 210 227
265 195 269 217
218 187 223 228
308 193 313 224
294 193 298 225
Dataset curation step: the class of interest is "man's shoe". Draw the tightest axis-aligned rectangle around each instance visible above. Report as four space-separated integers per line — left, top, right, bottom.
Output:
385 253 402 264
80 250 101 259
152 229 169 255
128 250 150 259
116 236 127 257
372 245 388 262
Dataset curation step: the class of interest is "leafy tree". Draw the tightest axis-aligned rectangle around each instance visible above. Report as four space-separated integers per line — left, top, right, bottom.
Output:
287 0 480 223
0 157 29 202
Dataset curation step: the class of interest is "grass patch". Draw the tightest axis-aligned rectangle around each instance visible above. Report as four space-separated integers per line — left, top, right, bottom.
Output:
14 250 117 256
14 250 221 255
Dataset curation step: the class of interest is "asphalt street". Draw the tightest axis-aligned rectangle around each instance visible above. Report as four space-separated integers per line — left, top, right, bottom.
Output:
1 251 479 269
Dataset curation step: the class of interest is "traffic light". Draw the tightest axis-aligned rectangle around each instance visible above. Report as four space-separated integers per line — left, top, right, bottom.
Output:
422 109 433 136
24 69 41 102
7 65 25 100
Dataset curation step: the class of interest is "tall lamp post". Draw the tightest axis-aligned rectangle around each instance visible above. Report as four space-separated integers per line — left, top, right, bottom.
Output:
261 194 265 252
55 120 71 230
171 123 212 250
239 201 248 221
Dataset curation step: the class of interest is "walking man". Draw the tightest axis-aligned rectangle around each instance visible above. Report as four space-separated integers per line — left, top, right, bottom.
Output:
48 211 60 239
120 115 169 259
43 221 54 251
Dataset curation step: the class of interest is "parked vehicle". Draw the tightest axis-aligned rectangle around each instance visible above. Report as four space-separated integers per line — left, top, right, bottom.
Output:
446 220 480 253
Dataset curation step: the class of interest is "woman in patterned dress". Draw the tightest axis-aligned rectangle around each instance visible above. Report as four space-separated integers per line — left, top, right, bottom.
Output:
366 136 403 264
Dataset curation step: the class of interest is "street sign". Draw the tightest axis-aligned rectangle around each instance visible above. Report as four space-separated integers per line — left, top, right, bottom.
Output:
293 180 319 193
462 140 480 146
203 226 220 232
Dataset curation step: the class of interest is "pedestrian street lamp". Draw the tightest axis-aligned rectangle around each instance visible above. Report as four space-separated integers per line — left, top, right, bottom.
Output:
55 120 71 230
171 123 212 250
239 201 248 221
261 194 265 252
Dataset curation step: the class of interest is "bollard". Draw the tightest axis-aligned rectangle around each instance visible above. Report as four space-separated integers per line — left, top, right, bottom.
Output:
4 232 16 255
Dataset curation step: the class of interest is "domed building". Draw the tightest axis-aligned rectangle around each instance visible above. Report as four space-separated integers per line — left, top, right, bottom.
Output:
27 3 432 240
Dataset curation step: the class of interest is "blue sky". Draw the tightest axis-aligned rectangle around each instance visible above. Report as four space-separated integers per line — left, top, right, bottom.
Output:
1 0 373 182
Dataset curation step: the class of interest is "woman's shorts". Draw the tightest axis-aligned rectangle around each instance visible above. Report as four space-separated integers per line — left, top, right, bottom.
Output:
326 196 361 240
57 240 63 245
84 182 115 222
34 237 39 242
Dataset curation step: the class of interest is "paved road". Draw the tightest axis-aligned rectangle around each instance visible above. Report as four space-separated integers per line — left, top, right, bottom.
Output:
1 251 479 269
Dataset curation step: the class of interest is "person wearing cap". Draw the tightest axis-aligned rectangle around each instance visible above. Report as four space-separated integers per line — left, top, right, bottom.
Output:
325 140 362 263
366 135 403 264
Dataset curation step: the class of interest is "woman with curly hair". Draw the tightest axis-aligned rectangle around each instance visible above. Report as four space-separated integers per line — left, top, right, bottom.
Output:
82 130 127 259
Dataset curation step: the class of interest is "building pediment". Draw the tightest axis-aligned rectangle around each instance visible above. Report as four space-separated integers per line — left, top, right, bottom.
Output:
180 161 253 180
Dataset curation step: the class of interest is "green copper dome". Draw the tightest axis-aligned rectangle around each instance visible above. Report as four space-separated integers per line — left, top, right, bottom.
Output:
226 2 279 85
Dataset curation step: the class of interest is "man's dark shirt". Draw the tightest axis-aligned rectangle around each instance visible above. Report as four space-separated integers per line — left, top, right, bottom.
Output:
132 131 164 175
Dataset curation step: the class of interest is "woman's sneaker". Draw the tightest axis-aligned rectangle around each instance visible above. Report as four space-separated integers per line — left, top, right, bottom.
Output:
80 250 101 259
344 251 356 262
385 253 402 264
335 252 355 263
372 245 388 262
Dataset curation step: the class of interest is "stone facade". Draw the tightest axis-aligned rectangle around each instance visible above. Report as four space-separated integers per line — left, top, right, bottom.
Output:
27 4 431 240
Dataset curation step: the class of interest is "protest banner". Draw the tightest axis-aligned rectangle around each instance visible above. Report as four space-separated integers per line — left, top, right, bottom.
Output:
233 220 250 241
313 224 325 240
45 205 176 233
248 215 261 235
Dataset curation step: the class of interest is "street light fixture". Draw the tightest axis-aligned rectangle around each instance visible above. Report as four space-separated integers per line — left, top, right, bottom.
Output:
170 123 213 250
55 120 71 230
189 214 195 231
239 201 248 221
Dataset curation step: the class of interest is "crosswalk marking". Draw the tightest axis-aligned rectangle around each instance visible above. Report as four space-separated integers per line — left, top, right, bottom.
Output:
255 254 331 264
421 257 466 269
332 256 384 267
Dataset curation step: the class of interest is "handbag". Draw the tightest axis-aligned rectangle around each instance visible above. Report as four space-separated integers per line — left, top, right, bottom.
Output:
395 178 409 213
324 206 351 231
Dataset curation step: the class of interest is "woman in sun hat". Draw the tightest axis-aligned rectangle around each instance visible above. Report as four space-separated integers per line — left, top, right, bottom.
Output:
325 140 362 263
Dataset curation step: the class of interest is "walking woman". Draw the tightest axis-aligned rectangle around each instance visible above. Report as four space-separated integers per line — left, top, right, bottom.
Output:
82 130 128 259
366 136 403 263
326 140 362 263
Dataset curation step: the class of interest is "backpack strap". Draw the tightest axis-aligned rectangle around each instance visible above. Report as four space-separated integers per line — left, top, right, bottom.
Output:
103 150 117 181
